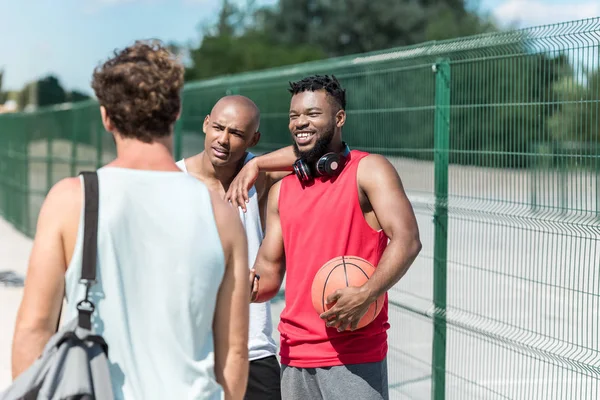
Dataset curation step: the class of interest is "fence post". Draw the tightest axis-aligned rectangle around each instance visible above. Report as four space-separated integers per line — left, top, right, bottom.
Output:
23 122 32 236
70 109 79 177
96 119 104 170
432 59 450 400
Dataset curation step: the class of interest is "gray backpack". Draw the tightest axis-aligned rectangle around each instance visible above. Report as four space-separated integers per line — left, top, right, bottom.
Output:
1 171 114 400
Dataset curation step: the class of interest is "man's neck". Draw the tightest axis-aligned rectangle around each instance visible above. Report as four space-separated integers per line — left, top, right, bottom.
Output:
188 151 245 188
326 136 345 155
107 136 179 171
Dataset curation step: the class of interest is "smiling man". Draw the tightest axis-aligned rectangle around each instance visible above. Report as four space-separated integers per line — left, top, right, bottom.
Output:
228 75 422 400
176 95 291 400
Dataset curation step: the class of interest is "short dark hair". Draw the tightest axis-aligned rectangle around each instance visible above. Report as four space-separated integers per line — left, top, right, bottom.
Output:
91 39 184 143
288 74 346 110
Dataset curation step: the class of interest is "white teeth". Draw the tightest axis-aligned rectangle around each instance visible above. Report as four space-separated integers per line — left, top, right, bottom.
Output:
297 133 311 139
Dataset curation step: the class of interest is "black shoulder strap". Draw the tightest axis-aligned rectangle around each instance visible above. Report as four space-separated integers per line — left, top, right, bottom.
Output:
77 171 99 330
80 171 99 282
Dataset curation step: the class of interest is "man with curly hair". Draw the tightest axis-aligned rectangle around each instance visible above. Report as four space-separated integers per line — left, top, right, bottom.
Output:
11 40 251 400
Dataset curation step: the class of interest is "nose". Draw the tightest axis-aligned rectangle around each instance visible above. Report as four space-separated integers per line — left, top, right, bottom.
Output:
294 115 309 130
217 130 230 148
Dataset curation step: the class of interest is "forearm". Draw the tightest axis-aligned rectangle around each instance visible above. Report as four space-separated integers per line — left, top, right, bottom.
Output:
363 237 422 301
12 326 54 378
215 347 249 400
253 263 284 303
255 146 296 172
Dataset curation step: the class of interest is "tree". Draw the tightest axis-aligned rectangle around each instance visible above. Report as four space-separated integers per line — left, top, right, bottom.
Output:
183 0 325 81
185 31 325 81
547 67 600 169
258 0 495 57
16 75 70 110
36 75 67 107
67 90 91 103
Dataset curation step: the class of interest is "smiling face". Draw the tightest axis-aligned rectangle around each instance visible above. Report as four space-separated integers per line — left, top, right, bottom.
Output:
288 90 345 164
203 97 260 167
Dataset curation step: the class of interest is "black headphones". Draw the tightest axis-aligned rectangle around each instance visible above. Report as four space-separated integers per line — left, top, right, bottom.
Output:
293 142 351 183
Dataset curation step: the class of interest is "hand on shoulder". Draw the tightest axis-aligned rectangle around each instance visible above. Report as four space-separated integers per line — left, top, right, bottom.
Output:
225 158 261 212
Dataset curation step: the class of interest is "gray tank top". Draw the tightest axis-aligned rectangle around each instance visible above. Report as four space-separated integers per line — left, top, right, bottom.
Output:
64 167 225 400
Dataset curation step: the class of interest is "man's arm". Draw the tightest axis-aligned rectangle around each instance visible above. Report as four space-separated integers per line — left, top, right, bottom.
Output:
254 145 296 177
211 191 250 400
252 181 286 303
225 146 296 210
321 154 422 331
11 177 80 378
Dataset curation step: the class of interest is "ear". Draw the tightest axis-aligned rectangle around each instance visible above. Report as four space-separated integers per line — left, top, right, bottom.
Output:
202 115 210 134
100 106 114 133
335 109 346 128
249 131 261 148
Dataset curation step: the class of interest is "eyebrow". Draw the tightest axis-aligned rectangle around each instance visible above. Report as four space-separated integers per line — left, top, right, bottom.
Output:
213 121 245 135
289 107 323 115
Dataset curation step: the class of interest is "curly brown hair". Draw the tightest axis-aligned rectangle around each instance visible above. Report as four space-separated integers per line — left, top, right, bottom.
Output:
91 39 184 143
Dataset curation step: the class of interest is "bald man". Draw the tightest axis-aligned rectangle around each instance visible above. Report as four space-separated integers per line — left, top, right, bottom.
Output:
177 95 289 400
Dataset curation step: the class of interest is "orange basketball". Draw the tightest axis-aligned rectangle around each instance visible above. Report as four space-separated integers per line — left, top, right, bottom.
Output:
311 255 385 331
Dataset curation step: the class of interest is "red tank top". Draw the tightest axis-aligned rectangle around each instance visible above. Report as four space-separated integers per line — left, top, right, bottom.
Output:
278 149 390 368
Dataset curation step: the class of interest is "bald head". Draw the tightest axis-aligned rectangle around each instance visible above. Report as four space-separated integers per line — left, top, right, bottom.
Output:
210 95 260 133
202 95 262 168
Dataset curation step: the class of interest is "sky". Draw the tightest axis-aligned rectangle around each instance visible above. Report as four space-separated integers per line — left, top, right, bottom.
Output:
0 0 598 95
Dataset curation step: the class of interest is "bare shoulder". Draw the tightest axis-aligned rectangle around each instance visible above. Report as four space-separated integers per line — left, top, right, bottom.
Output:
209 190 246 248
33 176 82 266
358 153 397 173
41 177 82 217
49 176 82 198
210 190 242 229
357 153 402 187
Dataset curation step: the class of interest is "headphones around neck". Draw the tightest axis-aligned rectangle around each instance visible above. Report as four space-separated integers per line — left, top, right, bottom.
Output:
293 142 351 183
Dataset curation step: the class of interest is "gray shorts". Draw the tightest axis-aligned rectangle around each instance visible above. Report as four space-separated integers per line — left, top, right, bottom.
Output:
280 358 388 400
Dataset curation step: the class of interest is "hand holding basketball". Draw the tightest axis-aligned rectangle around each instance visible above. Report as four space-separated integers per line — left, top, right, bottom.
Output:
320 287 374 332
312 256 385 332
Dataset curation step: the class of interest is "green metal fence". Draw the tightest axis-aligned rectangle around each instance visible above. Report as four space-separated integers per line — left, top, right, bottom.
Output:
1 17 599 400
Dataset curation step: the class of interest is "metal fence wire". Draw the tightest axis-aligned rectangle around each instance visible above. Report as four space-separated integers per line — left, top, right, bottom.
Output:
1 17 599 400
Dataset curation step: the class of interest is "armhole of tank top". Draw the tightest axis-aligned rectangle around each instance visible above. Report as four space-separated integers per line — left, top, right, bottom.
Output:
244 152 256 166
276 176 287 215
355 153 384 234
176 158 188 173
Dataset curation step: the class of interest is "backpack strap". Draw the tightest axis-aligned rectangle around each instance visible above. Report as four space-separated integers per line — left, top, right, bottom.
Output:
77 171 99 330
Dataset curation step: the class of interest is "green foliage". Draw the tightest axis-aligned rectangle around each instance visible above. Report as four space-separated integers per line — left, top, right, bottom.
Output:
549 70 600 143
36 75 67 107
14 75 88 110
185 31 325 81
257 0 496 57
67 90 91 103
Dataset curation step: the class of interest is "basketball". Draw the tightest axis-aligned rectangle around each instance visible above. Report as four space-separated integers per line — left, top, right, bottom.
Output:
311 255 385 331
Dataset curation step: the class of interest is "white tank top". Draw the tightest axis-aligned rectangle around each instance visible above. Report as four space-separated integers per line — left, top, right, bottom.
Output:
64 167 225 400
176 153 278 361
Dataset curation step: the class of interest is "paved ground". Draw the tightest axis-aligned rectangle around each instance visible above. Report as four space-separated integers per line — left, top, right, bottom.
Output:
0 218 33 390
